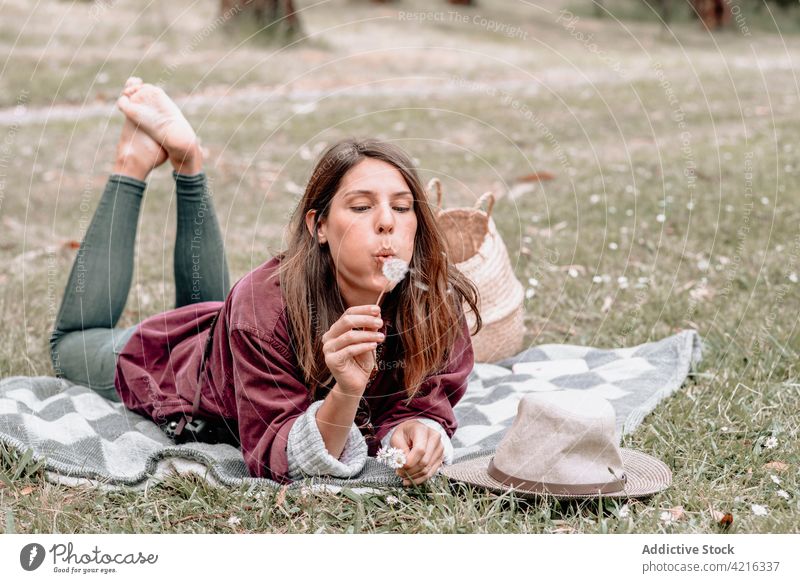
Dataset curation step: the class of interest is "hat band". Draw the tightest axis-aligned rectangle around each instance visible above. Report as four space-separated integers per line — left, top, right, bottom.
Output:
487 458 627 496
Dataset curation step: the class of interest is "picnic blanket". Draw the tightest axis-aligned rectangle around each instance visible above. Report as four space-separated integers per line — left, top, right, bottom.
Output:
0 330 702 493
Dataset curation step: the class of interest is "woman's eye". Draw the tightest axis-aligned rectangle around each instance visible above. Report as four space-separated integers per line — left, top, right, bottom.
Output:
351 206 413 213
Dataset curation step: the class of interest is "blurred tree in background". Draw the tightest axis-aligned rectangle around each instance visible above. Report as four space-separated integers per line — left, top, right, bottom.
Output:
220 0 302 41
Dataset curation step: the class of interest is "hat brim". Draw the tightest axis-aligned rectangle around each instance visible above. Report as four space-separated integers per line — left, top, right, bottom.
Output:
439 448 671 500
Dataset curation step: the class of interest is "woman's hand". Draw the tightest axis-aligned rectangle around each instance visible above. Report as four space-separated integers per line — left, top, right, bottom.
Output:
322 305 385 397
389 420 445 486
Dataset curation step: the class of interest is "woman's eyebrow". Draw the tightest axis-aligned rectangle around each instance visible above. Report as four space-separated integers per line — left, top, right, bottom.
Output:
343 189 413 199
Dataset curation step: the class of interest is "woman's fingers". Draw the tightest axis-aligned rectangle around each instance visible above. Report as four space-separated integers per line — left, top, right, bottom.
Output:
403 444 444 481
324 329 385 354
323 309 382 342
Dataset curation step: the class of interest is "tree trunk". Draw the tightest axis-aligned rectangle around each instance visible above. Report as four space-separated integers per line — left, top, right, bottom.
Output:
221 0 303 40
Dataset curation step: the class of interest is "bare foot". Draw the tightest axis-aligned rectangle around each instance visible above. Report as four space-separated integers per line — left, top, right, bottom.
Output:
113 78 169 181
116 78 202 175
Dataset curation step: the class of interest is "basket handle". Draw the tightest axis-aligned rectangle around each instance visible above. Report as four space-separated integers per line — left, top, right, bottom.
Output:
474 191 495 217
426 177 443 211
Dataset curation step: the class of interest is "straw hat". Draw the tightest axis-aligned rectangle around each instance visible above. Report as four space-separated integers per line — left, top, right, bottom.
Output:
440 390 672 499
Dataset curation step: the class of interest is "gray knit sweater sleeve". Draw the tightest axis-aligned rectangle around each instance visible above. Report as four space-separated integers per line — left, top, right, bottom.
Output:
286 399 368 480
380 418 454 465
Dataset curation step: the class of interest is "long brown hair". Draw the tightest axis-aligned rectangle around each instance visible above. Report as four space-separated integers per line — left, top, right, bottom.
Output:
272 138 481 400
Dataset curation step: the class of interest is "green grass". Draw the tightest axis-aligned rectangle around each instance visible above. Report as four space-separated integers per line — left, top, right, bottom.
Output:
1 0 799 533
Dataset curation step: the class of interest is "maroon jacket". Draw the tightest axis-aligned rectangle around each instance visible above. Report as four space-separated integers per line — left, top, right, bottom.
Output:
115 255 474 483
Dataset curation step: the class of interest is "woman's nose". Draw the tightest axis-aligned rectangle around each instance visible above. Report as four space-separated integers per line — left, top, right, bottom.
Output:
376 204 394 233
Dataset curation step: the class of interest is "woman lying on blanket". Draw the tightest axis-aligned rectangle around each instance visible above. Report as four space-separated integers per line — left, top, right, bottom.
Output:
49 78 481 486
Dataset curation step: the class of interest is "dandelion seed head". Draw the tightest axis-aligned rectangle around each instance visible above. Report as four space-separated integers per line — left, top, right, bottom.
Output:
382 257 410 284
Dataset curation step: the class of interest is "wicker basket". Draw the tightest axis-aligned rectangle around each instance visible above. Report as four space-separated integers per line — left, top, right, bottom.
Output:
428 178 525 363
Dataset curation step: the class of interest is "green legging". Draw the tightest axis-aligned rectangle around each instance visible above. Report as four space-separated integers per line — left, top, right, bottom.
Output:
49 172 230 401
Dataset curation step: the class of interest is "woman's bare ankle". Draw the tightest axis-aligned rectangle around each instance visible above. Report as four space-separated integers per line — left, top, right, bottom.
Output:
170 143 204 176
112 155 150 182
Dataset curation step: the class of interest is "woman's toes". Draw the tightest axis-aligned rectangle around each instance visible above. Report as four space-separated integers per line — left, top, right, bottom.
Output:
123 77 143 94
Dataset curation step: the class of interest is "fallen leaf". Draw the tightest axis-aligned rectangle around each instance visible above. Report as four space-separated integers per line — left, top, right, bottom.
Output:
709 507 733 528
764 461 789 473
20 486 34 496
662 505 685 522
274 484 288 508
515 171 556 183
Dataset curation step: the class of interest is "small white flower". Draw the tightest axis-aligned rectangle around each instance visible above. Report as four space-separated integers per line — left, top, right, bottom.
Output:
376 446 407 469
686 201 695 210
789 273 798 283
697 259 710 271
751 504 769 516
776 490 790 500
760 196 770 205
660 510 675 523
764 436 778 449
721 426 729 432
617 276 629 289
609 242 618 250
589 194 600 204
656 214 666 223
770 475 781 485
227 515 241 526
568 267 579 278
385 494 401 506
525 288 536 300
618 504 630 518
592 275 603 284
527 277 539 287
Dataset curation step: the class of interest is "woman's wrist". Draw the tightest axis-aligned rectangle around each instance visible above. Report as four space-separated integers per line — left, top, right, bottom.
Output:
315 384 361 459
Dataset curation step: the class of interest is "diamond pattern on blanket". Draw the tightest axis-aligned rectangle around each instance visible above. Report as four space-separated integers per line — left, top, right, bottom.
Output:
502 377 561 393
7 388 70 413
72 392 117 421
451 423 506 448
583 383 631 401
592 357 655 382
23 412 98 444
549 372 607 389
472 394 523 425
0 330 702 490
512 358 589 379
0 398 18 415
101 432 163 476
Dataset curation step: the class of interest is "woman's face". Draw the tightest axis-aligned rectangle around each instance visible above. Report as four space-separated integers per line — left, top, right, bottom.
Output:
306 157 418 308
